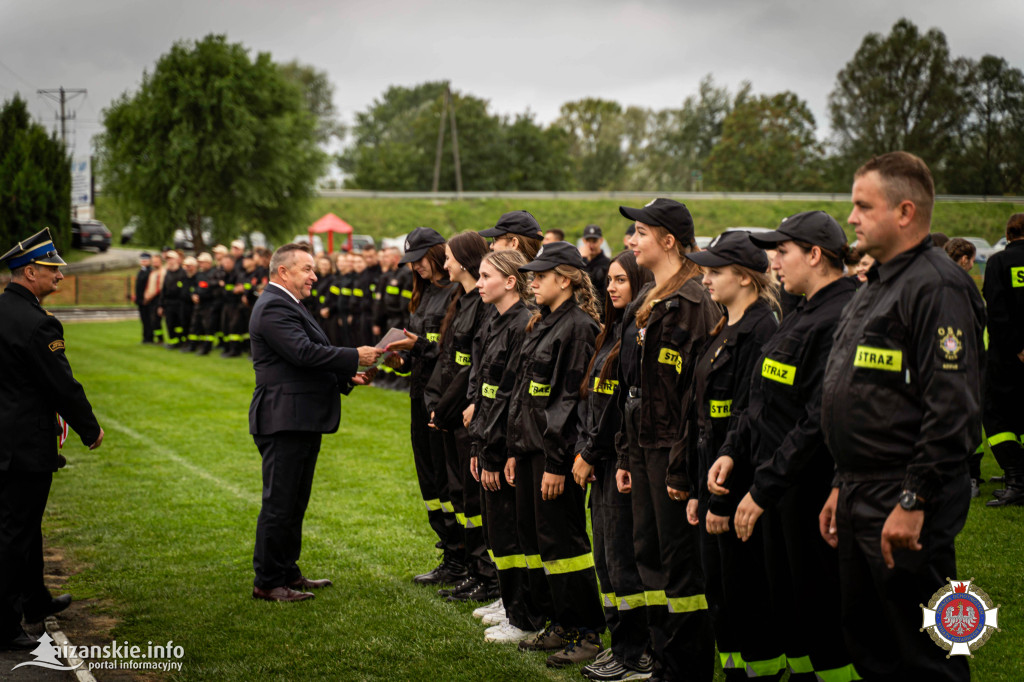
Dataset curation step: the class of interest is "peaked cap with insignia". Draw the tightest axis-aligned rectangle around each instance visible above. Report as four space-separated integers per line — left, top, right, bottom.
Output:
0 228 67 269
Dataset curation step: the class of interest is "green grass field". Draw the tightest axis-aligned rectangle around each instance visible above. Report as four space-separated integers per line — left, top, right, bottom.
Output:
45 320 1023 681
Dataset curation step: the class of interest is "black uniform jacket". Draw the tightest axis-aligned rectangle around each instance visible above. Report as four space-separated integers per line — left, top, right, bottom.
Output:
403 280 456 400
822 238 985 501
623 279 720 490
691 300 778 516
507 300 600 475
983 239 1024 359
468 301 533 473
424 288 488 429
719 277 856 509
160 267 187 306
248 284 358 436
574 320 623 467
0 283 101 471
375 267 414 328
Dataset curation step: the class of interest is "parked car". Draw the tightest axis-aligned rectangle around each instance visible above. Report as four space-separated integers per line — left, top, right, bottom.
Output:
121 216 141 245
959 237 997 264
350 234 375 252
71 219 111 252
173 227 214 251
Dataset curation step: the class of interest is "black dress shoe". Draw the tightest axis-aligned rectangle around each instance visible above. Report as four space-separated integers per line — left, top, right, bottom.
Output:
23 593 72 624
289 576 332 590
438 576 476 598
0 630 37 650
447 579 499 603
413 554 468 586
252 586 314 602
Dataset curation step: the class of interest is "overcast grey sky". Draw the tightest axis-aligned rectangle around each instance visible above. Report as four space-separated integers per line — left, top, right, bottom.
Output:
2 0 1023 159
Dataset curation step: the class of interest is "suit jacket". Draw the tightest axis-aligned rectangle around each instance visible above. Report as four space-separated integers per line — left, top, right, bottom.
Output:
0 283 101 472
248 283 359 436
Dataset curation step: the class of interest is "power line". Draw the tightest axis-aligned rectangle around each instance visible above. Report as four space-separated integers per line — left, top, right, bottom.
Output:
0 58 37 91
37 87 87 149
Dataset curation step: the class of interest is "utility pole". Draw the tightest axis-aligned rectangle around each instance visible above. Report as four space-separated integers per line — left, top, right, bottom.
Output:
431 82 463 195
37 87 87 149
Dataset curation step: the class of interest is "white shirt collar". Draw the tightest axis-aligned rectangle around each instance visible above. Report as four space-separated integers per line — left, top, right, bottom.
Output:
268 281 300 304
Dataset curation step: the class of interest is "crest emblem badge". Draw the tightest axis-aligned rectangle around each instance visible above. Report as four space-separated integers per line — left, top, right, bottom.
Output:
921 578 999 657
938 327 963 361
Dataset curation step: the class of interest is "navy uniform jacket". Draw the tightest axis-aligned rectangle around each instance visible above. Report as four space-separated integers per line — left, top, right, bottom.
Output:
248 284 359 436
0 283 101 471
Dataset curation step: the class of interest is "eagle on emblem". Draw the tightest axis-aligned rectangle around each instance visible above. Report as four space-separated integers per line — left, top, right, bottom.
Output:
943 603 978 636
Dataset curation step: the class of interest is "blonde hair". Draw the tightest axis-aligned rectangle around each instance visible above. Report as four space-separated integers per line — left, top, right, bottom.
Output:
709 264 780 336
481 250 532 304
635 226 701 328
526 265 600 332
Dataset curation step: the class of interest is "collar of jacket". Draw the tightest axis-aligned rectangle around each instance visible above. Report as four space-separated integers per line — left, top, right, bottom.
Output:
4 281 42 307
868 235 934 284
720 298 775 346
643 276 705 319
1006 239 1024 252
536 297 580 328
458 287 481 309
795 275 857 314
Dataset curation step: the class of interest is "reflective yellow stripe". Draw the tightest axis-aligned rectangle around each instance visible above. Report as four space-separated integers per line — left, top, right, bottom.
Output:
423 498 442 511
529 381 551 397
488 551 529 571
543 552 595 575
644 590 667 606
602 592 616 608
667 594 708 613
224 284 234 291
329 286 341 295
762 357 796 385
426 332 440 343
746 654 788 677
816 663 862 681
618 592 646 610
401 289 413 299
340 287 352 296
455 351 471 366
853 345 902 371
524 554 543 570
455 512 466 526
243 283 252 290
439 500 454 513
353 288 364 297
788 655 813 674
176 281 183 288
593 377 618 394
482 383 498 399
464 514 482 528
1012 266 1024 288
989 432 1020 447
318 296 326 304
720 652 744 670
386 285 400 295
658 347 682 374
709 399 732 418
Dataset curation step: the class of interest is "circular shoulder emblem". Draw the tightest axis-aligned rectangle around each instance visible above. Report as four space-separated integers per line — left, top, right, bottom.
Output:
921 579 999 657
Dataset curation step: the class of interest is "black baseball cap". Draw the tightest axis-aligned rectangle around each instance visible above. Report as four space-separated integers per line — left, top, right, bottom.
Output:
399 227 446 264
518 241 587 272
619 198 695 244
686 230 770 271
749 211 847 254
479 211 543 239
583 224 603 239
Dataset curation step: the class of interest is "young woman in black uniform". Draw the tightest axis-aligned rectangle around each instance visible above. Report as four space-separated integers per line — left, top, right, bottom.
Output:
507 241 605 668
386 228 461 585
683 231 783 681
709 212 858 682
615 198 719 682
572 251 655 682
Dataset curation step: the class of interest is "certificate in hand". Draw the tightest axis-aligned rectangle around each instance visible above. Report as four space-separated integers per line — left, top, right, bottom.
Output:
359 328 407 370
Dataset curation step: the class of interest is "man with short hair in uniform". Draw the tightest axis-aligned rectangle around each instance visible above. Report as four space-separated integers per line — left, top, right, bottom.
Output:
180 256 198 351
134 252 153 343
982 213 1024 506
191 253 218 355
581 224 610 319
819 151 984 682
158 250 188 349
0 228 104 650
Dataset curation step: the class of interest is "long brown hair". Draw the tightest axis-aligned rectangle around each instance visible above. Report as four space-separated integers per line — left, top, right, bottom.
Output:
525 265 601 332
635 226 701 328
439 232 490 343
581 250 652 397
480 250 533 305
409 243 447 314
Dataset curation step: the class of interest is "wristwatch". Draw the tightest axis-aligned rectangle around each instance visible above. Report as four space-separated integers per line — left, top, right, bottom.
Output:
898 489 924 511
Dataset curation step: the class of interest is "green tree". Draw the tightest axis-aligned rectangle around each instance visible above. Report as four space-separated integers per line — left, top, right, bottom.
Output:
98 34 326 249
828 18 969 185
279 60 345 144
0 95 71 251
706 92 823 192
555 98 628 190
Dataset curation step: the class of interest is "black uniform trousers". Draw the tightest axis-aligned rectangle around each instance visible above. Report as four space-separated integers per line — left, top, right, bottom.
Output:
625 397 714 682
149 305 164 343
516 450 604 632
442 427 494 580
484 477 545 631
760 453 854 681
592 460 649 667
252 431 320 590
836 474 970 682
983 355 1024 475
0 471 53 638
163 301 185 346
410 398 457 552
138 303 154 342
698 505 784 680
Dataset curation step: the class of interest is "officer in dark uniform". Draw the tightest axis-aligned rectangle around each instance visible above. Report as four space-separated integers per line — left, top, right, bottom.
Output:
159 250 188 349
134 252 153 342
180 256 198 351
982 213 1024 505
581 224 611 317
820 152 983 681
190 253 218 355
0 229 103 650
219 254 245 357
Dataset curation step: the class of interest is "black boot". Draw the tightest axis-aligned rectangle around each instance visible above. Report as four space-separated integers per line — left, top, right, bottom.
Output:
447 576 499 603
413 550 467 586
438 575 477 598
986 466 1024 507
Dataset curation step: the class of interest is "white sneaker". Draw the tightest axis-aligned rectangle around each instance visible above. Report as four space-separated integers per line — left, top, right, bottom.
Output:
472 598 503 619
481 609 508 626
484 618 509 635
484 621 538 643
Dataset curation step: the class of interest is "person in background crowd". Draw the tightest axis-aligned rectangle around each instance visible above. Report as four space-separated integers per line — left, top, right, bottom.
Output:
944 238 976 272
386 229 461 586
360 245 382 343
686 232 783 681
334 252 354 347
623 225 635 250
481 211 543 261
158 250 188 349
509 241 605 668
982 213 1024 506
230 239 245 273
190 253 218 355
180 256 198 351
144 253 165 345
308 255 337 346
467 250 539 644
373 246 414 387
930 232 949 248
581 224 611 318
616 199 717 681
573 250 655 682
348 253 368 346
849 245 875 283
238 252 259 354
134 252 153 343
219 253 244 357
543 229 565 244
210 245 228 350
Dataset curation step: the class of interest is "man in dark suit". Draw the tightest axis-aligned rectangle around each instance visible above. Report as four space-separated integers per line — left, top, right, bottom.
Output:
0 228 104 650
249 243 383 602
134 252 153 342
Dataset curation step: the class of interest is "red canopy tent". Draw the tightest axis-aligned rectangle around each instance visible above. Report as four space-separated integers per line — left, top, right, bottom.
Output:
308 213 354 253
